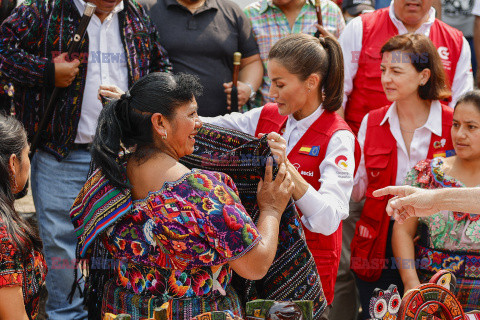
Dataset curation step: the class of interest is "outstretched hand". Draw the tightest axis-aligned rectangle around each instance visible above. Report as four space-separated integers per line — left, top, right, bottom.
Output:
373 186 440 223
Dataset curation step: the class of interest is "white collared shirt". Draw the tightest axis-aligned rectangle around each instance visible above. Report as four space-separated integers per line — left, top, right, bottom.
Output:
73 0 129 143
339 0 473 109
352 100 443 202
202 106 356 236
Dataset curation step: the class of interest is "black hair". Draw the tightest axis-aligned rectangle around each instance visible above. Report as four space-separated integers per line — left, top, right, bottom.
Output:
91 72 203 188
0 114 42 259
268 33 344 112
454 90 480 113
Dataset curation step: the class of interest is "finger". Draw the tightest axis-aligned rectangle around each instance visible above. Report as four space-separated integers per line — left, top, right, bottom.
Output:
73 67 80 75
224 88 232 94
264 156 273 182
257 177 264 193
288 181 295 193
223 82 232 88
72 59 81 67
373 186 405 198
257 133 266 138
275 163 287 183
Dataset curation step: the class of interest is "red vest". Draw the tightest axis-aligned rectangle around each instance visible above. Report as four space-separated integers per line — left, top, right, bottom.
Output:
350 103 454 282
255 103 361 304
345 8 463 135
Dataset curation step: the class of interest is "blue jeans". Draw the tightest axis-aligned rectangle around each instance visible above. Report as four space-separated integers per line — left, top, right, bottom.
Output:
31 150 90 320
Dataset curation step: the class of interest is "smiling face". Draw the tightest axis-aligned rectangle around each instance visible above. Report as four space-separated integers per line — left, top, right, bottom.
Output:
380 51 429 102
393 0 433 30
451 102 480 161
165 98 202 159
267 59 316 119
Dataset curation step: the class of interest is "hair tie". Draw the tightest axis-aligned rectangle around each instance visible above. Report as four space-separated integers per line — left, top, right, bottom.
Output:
121 90 131 101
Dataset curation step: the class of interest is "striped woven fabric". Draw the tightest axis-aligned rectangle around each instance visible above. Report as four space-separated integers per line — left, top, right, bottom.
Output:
180 124 327 319
70 123 326 319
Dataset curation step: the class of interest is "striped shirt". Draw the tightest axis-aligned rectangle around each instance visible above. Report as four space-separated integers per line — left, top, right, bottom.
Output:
244 0 345 105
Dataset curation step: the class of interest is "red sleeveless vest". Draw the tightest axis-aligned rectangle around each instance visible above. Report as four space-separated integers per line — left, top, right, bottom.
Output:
350 103 454 282
255 103 361 304
345 8 463 135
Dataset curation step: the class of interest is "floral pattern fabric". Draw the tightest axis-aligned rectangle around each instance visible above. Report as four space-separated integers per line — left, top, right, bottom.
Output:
104 169 261 302
405 157 480 251
0 218 47 320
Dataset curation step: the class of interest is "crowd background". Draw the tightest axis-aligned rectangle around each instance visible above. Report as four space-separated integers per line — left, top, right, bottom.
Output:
2 0 480 319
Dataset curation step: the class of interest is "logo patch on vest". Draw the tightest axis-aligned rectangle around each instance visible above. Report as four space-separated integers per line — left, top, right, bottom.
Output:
299 145 320 156
433 138 446 149
335 155 348 170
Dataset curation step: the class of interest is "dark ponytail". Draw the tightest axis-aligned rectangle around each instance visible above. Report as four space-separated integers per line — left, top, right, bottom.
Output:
318 36 344 112
0 114 42 260
268 33 344 112
91 72 202 188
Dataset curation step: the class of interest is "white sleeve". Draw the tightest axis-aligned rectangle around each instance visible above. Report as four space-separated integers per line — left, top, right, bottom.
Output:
296 130 356 235
351 114 368 202
339 16 363 109
199 107 263 137
472 0 480 16
449 37 474 108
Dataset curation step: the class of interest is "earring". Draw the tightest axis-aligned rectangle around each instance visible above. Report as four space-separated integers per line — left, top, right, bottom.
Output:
9 170 17 192
162 132 167 140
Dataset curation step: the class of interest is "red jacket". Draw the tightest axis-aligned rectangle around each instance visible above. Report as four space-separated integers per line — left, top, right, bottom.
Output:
345 8 463 135
255 103 360 304
350 103 454 282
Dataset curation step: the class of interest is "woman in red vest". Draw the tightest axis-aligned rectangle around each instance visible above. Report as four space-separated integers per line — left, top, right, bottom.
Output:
350 33 454 319
204 33 360 317
393 91 480 312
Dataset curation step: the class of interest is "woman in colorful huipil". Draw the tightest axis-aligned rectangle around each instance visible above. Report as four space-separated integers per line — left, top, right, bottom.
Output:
0 114 47 319
393 90 480 311
350 33 454 319
70 72 294 320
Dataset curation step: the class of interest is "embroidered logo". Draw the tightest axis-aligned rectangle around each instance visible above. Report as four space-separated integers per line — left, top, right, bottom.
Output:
300 170 314 177
433 138 446 149
335 155 348 170
437 47 449 60
299 145 320 156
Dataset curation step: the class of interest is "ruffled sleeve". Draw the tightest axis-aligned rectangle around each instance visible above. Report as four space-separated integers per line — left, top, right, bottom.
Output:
0 224 23 287
183 170 262 263
404 159 435 188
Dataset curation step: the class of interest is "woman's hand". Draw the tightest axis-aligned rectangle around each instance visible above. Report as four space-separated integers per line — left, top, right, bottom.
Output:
97 84 125 101
257 157 295 216
258 132 288 165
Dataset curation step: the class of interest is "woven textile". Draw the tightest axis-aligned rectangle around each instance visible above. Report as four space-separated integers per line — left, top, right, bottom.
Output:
417 245 480 312
70 124 326 319
180 124 327 319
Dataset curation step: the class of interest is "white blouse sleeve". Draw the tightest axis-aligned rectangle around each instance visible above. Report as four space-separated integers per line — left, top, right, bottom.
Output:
295 129 356 235
199 107 263 137
351 114 368 202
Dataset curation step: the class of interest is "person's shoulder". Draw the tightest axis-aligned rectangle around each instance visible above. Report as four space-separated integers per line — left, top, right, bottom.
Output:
322 0 342 13
244 0 263 16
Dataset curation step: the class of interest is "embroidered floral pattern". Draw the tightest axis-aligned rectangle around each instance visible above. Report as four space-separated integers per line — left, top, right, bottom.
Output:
406 158 480 250
0 219 47 319
105 169 261 299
